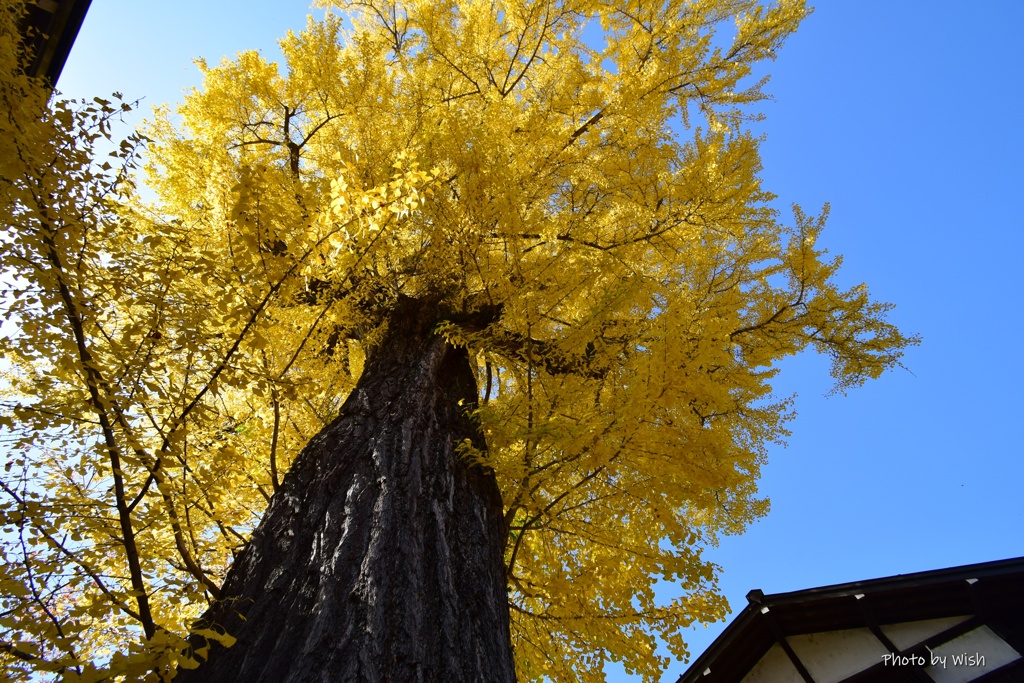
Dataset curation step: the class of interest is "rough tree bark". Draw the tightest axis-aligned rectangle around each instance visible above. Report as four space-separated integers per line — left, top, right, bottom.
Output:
177 296 515 682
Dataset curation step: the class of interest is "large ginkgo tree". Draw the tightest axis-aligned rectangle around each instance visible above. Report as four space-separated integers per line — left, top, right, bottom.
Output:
0 0 917 680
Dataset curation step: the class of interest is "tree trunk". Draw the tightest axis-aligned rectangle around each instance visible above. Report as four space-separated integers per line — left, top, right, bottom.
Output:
177 297 515 683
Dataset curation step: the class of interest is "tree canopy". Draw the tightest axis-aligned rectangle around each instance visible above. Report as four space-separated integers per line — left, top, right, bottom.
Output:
0 0 917 680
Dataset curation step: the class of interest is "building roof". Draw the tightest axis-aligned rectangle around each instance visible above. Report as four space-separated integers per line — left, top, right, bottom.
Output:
675 556 1024 683
18 0 93 85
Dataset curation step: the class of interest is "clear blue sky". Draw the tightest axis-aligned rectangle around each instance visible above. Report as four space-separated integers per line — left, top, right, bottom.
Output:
58 2 1024 681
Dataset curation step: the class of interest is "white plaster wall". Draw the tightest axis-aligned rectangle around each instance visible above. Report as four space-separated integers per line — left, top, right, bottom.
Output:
739 643 805 683
881 616 971 651
728 615 1018 683
923 625 1021 683
787 627 889 683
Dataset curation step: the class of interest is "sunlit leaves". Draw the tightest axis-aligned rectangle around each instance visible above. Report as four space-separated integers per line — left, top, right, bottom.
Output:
0 0 920 680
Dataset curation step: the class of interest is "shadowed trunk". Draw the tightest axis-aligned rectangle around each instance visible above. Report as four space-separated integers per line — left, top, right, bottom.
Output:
177 297 515 683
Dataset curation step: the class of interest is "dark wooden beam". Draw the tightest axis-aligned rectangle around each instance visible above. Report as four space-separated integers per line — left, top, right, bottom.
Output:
756 604 817 683
18 0 93 85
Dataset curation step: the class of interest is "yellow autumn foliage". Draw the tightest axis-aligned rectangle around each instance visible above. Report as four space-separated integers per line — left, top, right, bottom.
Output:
1 0 917 681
